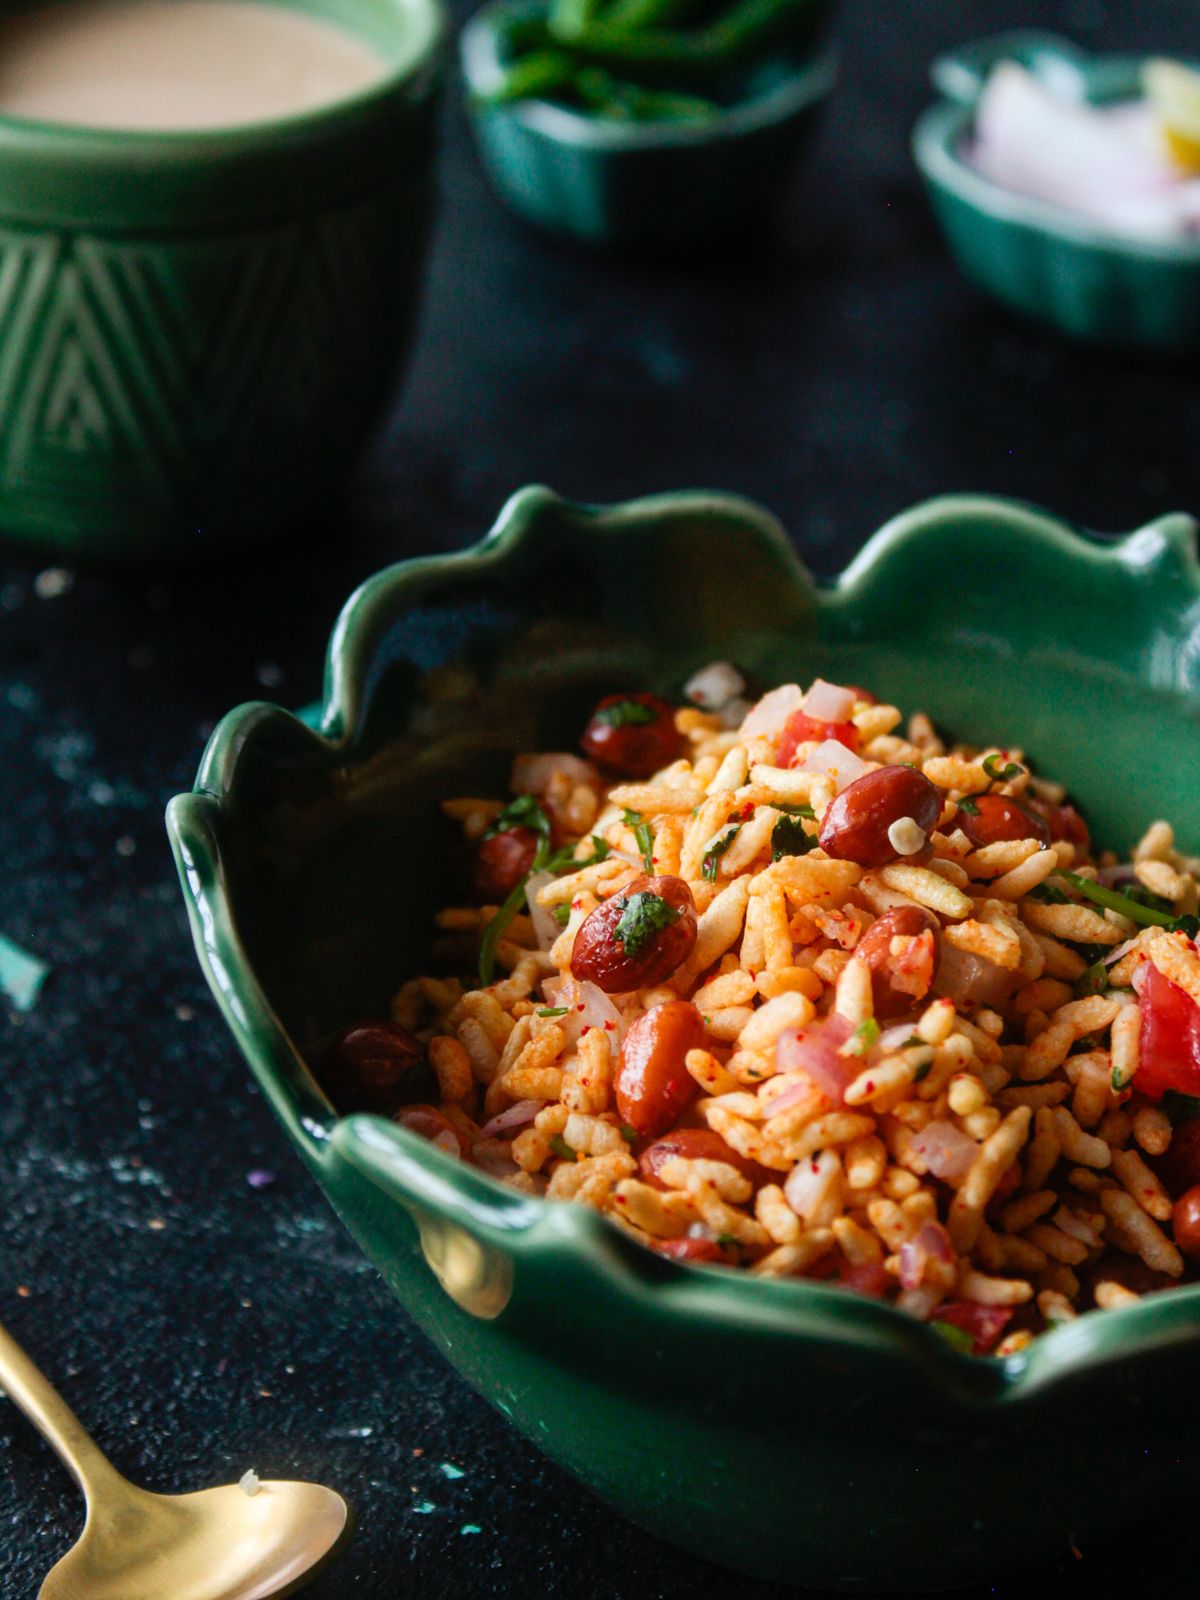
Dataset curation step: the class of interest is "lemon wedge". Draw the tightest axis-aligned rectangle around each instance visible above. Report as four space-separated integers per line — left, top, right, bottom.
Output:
1144 57 1200 173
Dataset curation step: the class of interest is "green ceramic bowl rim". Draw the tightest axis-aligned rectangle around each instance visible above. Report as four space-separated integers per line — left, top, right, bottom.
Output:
0 0 444 155
460 0 836 150
912 28 1200 264
168 488 1200 1397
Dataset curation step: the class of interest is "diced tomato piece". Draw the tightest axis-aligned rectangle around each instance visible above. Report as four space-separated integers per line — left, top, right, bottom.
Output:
839 1260 890 1297
777 711 860 767
1136 962 1200 1101
934 1301 1012 1354
1026 797 1090 855
650 1236 733 1265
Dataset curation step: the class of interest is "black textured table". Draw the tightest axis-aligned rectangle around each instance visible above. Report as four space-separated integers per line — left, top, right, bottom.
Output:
2 2 1199 1595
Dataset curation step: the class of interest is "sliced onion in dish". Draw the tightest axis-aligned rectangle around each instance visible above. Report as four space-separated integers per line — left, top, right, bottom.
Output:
1102 937 1138 968
685 661 746 712
899 1221 954 1289
471 1149 523 1180
544 976 624 1053
910 1120 978 1184
775 1013 857 1103
511 752 600 795
739 683 803 740
896 1284 944 1321
524 870 561 949
799 740 868 789
479 1100 545 1140
784 1148 843 1223
803 678 857 723
879 1020 922 1053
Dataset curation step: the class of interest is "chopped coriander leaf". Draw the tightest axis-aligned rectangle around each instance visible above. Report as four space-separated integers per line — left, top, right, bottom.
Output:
543 834 610 875
982 753 1025 782
1027 881 1071 904
775 802 817 819
1162 1091 1200 1126
931 1320 974 1355
549 1135 577 1161
619 1124 639 1144
846 1018 880 1057
957 796 980 817
485 793 552 847
772 812 817 861
702 825 740 883
1167 913 1200 939
902 1035 924 1048
613 891 681 958
1075 962 1110 999
537 1006 569 1018
478 876 534 985
552 904 571 927
715 1233 740 1250
622 808 655 872
1111 1059 1136 1092
593 699 658 728
1055 870 1179 928
913 1058 933 1083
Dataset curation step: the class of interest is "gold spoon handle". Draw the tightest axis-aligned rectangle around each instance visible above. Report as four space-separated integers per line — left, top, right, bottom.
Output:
0 1317 125 1505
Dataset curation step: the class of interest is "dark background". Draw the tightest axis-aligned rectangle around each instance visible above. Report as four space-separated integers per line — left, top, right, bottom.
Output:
2 0 1198 1594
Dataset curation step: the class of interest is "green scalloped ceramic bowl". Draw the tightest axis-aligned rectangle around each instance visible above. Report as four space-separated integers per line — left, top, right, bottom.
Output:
0 0 444 563
913 30 1200 350
168 489 1200 1591
461 0 835 250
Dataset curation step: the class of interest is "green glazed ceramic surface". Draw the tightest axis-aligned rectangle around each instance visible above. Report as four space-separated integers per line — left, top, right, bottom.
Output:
461 0 835 249
913 30 1200 350
0 0 445 563
169 489 1200 1591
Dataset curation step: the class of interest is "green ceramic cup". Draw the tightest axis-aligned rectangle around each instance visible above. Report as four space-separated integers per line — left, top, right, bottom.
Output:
0 0 445 564
461 0 836 250
169 488 1200 1592
913 30 1200 350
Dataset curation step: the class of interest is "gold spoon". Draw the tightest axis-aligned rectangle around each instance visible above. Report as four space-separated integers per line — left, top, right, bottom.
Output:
0 1318 351 1600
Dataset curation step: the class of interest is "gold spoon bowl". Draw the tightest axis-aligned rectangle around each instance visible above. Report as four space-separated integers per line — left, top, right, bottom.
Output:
0 1320 351 1600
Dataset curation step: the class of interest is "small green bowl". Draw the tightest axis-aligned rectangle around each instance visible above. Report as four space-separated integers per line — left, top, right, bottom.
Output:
461 0 835 250
0 0 445 563
169 488 1200 1592
913 30 1200 350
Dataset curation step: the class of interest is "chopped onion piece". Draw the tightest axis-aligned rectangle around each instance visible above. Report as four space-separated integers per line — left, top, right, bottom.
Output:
1102 938 1138 968
524 870 561 949
479 1100 545 1139
719 697 752 730
548 977 624 1054
685 661 746 711
739 683 803 740
879 1020 921 1052
784 1148 843 1223
899 1221 955 1289
471 1148 522 1179
803 678 856 722
799 739 869 789
910 1120 979 1184
775 1014 857 1102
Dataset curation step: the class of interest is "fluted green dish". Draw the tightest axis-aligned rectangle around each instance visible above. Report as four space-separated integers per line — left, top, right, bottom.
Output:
461 0 835 250
168 489 1200 1591
0 0 444 563
913 30 1200 350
